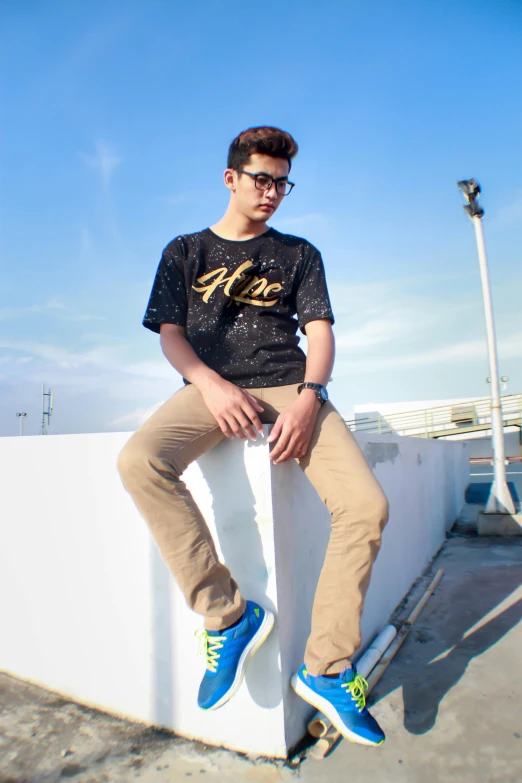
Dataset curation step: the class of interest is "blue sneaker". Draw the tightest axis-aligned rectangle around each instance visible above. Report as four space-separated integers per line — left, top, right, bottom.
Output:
196 600 274 711
291 664 385 747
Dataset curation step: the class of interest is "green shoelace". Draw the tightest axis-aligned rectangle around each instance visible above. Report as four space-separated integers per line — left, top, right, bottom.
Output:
342 674 369 711
195 629 226 673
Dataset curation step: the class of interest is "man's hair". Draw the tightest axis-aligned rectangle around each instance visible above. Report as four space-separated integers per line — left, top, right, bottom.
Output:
227 126 298 171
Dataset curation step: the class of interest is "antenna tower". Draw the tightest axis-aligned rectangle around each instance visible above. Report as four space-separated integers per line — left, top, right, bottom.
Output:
41 384 54 435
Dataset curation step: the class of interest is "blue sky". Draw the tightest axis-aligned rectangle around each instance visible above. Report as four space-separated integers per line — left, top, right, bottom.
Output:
1 0 521 435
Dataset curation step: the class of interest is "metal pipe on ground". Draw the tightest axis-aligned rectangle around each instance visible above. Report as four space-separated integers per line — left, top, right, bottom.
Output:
307 624 397 740
307 568 445 759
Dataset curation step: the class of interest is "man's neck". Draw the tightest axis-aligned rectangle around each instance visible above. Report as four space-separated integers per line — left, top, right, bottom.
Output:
210 209 269 241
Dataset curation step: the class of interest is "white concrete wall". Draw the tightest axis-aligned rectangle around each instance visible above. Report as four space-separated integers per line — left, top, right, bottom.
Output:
0 430 468 757
452 430 520 457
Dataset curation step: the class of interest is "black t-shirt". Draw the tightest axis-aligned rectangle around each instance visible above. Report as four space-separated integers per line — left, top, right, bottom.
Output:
142 227 334 388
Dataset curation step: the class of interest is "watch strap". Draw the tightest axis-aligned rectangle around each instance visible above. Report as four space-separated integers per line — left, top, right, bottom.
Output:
298 382 327 404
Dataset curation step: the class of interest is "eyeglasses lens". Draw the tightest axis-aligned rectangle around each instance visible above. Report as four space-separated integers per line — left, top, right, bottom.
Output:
254 176 292 196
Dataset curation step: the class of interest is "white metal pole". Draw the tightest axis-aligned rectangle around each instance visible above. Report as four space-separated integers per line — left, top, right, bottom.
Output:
471 217 515 514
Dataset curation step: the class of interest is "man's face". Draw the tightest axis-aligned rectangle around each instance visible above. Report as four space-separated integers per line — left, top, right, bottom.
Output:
227 153 291 223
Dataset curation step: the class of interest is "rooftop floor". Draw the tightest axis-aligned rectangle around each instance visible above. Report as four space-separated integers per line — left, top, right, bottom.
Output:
1 524 521 783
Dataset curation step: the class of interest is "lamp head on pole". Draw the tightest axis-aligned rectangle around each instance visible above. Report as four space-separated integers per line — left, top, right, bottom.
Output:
457 178 485 219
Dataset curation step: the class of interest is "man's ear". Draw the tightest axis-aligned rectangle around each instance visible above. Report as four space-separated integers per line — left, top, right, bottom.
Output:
224 168 236 191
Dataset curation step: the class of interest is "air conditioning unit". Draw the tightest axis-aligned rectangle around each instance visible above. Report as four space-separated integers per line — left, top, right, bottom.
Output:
450 405 475 425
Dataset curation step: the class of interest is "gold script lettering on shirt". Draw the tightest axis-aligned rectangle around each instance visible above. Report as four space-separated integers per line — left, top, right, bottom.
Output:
192 261 282 307
191 261 251 303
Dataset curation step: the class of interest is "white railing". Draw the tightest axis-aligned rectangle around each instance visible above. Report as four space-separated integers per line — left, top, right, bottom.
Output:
345 393 522 439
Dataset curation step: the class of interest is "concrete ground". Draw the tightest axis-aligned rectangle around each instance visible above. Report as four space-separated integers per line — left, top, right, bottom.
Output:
1 523 521 783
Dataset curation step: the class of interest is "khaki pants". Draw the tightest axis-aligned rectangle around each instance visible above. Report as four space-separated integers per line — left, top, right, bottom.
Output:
117 383 389 676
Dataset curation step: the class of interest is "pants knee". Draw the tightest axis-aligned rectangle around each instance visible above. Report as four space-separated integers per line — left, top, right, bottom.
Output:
117 434 183 489
361 496 389 541
116 438 140 486
356 493 388 549
330 487 389 533
376 493 390 531
117 435 157 488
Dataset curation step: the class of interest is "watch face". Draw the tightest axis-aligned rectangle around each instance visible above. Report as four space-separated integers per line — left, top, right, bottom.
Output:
320 387 329 402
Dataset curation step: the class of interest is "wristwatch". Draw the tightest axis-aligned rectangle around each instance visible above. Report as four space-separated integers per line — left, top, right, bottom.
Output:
297 382 329 405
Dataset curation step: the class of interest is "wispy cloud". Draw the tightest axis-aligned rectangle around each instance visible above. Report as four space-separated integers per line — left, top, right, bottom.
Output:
0 300 106 323
0 337 180 388
331 280 472 348
82 140 123 188
0 354 34 370
329 275 522 375
119 360 176 380
334 299 475 351
110 401 165 428
0 338 119 368
0 334 182 435
336 331 522 375
2 272 520 435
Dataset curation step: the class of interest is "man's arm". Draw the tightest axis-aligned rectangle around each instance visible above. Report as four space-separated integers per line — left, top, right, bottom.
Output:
159 324 264 440
301 317 335 388
268 319 335 464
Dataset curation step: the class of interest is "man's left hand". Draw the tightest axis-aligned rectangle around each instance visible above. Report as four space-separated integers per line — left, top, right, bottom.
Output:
267 392 321 464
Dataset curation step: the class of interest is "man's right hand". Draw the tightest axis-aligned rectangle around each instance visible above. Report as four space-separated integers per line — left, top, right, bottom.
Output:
159 324 264 439
199 377 264 440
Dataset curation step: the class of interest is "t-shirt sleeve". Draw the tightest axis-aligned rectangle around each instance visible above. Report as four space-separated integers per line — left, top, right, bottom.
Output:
295 246 335 334
142 241 188 334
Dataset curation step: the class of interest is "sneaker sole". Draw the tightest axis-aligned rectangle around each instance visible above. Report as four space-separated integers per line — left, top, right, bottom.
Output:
290 673 385 747
204 609 275 711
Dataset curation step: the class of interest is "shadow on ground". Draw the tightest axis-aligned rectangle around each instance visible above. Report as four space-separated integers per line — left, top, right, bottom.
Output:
369 536 522 735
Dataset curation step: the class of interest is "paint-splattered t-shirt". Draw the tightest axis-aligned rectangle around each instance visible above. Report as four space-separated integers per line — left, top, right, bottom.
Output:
142 227 334 388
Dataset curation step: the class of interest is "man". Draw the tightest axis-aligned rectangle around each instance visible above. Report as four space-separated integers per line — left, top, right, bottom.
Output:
117 126 389 747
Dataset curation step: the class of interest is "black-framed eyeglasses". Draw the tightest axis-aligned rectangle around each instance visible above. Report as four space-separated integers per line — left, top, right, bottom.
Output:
236 170 295 196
